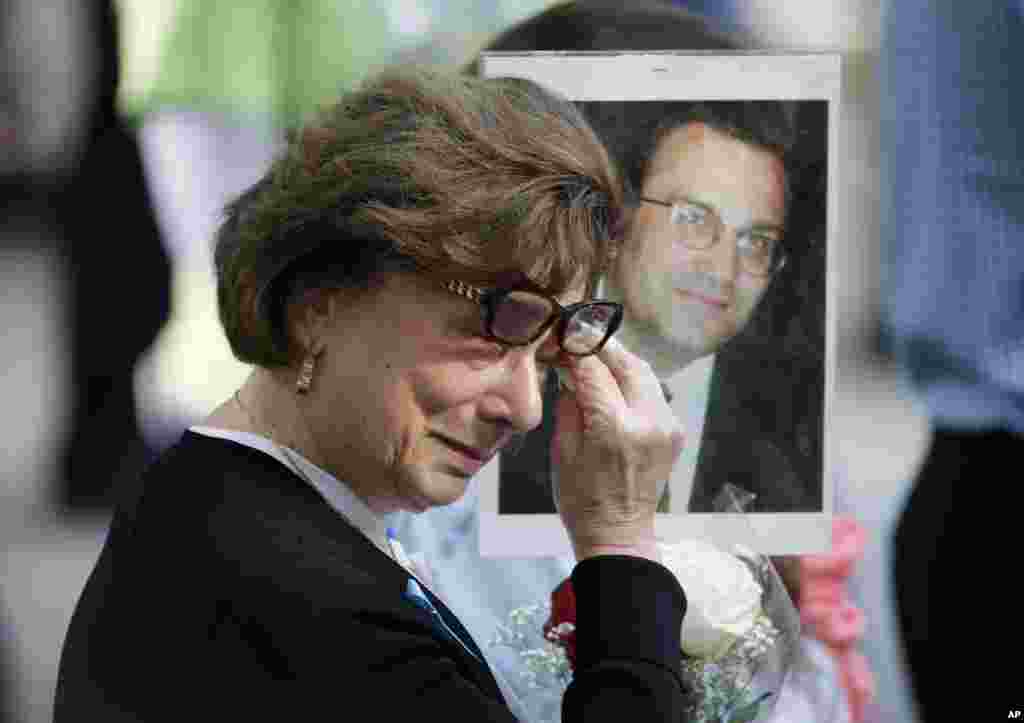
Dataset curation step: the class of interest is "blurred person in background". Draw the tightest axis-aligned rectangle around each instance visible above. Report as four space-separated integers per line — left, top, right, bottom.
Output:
3 1 169 719
389 3 848 721
1 0 172 515
881 0 1024 720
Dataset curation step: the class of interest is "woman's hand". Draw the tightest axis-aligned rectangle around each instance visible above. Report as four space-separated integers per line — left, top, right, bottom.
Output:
551 334 685 562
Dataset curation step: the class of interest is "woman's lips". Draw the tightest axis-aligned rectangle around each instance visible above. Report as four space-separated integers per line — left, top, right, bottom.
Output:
432 434 491 474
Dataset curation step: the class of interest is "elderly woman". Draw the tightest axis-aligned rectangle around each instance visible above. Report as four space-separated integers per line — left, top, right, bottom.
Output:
53 69 686 720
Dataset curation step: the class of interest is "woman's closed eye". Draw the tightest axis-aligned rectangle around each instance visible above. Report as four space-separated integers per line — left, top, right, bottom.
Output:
465 331 559 379
461 333 505 360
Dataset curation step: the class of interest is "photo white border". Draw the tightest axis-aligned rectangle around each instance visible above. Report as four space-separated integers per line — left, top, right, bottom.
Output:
478 52 840 556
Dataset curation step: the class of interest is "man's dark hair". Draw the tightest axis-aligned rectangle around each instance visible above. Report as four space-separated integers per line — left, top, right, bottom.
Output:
576 100 798 209
477 1 799 206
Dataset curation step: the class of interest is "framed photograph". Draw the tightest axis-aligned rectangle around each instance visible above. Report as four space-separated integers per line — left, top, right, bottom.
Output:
477 51 840 556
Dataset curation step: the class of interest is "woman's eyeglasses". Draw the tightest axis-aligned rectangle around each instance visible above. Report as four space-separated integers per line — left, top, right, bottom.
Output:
640 197 787 277
442 280 624 356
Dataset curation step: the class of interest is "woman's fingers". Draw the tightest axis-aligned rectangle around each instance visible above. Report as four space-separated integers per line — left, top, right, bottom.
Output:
566 332 662 412
550 332 686 558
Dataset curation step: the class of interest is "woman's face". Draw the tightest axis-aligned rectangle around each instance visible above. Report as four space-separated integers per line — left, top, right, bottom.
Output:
304 272 572 513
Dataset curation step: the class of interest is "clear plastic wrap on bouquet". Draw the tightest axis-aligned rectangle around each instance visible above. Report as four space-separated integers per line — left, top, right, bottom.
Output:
673 483 804 723
670 482 845 723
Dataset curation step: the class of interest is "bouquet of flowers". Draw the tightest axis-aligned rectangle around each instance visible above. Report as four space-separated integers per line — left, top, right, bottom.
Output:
490 484 817 723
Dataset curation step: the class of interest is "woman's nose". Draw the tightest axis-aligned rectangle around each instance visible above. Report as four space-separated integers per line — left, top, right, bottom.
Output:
478 347 546 434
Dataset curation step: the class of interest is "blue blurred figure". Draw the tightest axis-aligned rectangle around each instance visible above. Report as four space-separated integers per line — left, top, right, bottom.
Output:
881 1 1024 720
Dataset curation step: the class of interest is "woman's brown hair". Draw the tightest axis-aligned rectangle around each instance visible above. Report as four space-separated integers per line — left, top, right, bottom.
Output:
214 67 622 367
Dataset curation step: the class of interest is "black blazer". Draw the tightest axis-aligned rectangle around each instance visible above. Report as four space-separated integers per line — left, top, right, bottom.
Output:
55 431 690 721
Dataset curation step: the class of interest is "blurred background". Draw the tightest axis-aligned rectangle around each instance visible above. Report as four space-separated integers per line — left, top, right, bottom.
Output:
0 1 924 721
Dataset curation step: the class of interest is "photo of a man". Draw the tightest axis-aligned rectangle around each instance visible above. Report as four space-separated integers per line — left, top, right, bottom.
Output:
499 97 827 516
606 106 791 377
475 51 838 554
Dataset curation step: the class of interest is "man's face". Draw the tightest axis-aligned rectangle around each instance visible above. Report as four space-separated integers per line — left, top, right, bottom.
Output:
613 122 787 360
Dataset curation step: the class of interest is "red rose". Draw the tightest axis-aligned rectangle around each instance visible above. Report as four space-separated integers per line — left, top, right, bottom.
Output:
543 577 577 669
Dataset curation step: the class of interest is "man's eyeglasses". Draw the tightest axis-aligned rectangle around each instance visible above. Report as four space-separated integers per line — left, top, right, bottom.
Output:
442 280 624 356
640 197 787 277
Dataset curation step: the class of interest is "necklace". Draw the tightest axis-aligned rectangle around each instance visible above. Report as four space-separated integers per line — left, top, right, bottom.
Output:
233 388 316 468
233 389 278 443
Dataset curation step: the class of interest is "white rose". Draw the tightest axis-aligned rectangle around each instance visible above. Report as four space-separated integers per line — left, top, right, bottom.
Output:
657 539 763 660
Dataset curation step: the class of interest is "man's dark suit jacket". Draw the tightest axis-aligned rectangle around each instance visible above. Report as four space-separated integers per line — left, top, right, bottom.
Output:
55 431 689 721
500 350 823 516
